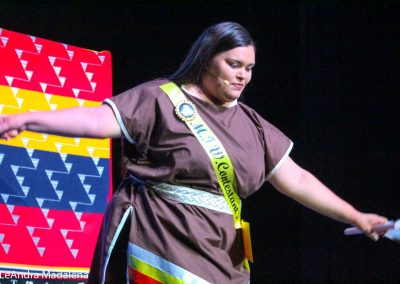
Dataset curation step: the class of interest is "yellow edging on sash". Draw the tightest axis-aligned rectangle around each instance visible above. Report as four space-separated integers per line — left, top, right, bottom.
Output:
160 82 253 264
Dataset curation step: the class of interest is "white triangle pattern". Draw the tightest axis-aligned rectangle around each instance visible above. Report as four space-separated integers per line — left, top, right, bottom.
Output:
1 194 9 203
37 247 45 257
5 76 13 86
0 38 109 259
26 226 45 257
2 42 107 145
20 59 28 69
35 44 42 53
2 244 10 254
15 49 23 58
11 87 19 96
58 212 88 259
0 220 10 254
2 155 77 256
0 227 10 255
98 55 105 64
1 36 8 47
67 50 74 60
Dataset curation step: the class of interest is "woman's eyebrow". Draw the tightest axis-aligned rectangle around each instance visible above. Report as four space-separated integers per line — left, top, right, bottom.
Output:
227 58 256 67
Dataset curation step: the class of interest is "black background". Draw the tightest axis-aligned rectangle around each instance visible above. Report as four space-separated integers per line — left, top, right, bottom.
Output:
1 1 399 283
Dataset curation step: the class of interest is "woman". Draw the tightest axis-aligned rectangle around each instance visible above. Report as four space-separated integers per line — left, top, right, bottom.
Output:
0 22 388 283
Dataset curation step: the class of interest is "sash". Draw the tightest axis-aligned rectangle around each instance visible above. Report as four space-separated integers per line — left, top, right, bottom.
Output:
160 82 253 266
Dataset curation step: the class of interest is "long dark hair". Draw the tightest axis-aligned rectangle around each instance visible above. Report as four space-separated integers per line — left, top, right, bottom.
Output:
169 22 256 86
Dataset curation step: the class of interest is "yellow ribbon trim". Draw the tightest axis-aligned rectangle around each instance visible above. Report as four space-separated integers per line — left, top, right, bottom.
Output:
129 256 185 284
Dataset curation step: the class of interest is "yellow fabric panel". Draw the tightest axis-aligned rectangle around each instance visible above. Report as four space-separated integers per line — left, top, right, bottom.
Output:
0 85 110 158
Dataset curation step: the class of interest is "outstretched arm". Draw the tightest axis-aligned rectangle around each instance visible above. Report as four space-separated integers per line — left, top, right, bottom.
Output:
269 156 388 241
0 104 121 140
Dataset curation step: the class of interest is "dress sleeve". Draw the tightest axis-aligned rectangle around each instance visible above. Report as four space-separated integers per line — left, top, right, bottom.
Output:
259 117 293 181
103 81 162 144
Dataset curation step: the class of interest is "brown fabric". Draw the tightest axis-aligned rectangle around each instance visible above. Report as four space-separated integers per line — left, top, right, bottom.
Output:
89 79 293 283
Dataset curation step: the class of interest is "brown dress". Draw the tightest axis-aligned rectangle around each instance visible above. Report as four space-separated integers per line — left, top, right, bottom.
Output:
88 79 293 284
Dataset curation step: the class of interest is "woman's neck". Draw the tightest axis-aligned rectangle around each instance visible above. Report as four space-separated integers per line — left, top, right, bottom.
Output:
181 84 237 107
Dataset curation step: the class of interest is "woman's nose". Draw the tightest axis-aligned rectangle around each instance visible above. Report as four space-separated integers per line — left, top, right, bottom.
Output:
236 69 245 80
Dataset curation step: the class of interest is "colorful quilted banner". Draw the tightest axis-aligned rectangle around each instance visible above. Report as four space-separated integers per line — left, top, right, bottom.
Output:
0 28 112 282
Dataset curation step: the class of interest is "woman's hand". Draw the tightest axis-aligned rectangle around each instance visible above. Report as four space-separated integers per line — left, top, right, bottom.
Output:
0 114 25 140
350 211 388 241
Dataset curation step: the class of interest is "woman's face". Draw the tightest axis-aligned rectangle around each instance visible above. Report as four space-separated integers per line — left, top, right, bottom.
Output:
201 45 256 107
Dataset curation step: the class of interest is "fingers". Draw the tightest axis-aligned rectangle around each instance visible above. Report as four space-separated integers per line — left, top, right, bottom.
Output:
1 129 21 140
0 115 24 140
7 129 20 138
1 134 9 140
1 129 16 140
362 224 379 241
367 215 390 241
1 131 12 141
0 115 9 139
369 232 380 242
353 213 389 242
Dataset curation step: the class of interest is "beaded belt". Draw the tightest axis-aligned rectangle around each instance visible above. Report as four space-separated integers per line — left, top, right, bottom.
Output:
151 183 232 215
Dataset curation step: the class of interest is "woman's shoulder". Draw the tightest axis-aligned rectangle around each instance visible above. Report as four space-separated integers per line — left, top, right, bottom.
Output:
237 102 280 130
237 102 262 119
107 78 171 108
122 78 170 96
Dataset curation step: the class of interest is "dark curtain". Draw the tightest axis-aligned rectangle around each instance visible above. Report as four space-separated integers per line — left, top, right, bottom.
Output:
1 1 399 283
